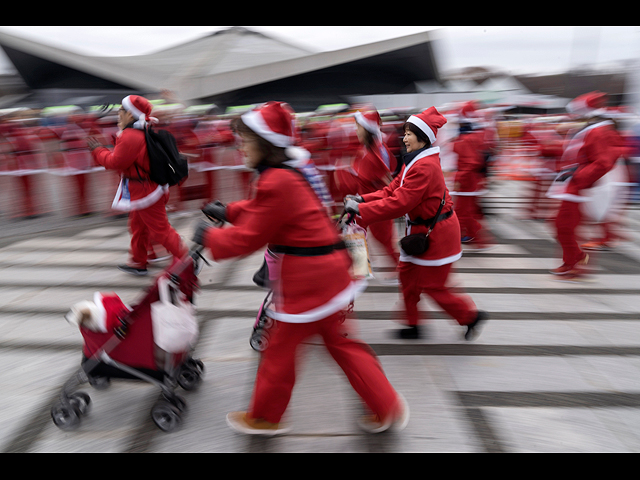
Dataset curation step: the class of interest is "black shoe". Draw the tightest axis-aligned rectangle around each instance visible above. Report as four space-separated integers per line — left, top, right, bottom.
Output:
465 311 488 341
396 325 421 339
118 264 148 276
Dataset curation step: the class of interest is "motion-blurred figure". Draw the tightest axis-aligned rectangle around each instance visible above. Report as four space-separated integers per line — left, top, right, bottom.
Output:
451 101 494 249
521 120 565 221
193 101 408 435
334 108 399 269
549 91 627 281
88 95 187 276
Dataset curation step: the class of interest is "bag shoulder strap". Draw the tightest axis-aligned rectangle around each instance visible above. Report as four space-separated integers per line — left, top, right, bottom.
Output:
428 192 446 232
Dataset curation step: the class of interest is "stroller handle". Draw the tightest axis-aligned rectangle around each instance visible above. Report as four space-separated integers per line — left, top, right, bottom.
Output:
337 210 356 227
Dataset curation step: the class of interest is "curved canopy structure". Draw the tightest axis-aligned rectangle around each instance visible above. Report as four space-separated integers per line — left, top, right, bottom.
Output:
0 27 442 111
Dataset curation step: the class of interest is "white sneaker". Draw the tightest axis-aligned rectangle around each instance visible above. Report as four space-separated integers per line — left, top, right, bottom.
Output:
357 393 409 433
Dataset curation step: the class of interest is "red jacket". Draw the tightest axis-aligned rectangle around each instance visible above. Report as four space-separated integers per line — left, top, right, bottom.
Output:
203 165 363 323
562 120 625 199
452 130 487 194
334 142 393 197
92 127 168 210
358 147 461 266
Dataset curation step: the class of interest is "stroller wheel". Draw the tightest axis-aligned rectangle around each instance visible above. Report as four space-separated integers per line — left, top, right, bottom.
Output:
261 316 274 330
51 402 81 431
151 401 182 432
68 392 91 416
88 375 111 390
178 363 203 391
250 330 269 352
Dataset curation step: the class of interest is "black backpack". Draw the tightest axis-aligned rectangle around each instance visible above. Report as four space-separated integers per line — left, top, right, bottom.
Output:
145 126 189 186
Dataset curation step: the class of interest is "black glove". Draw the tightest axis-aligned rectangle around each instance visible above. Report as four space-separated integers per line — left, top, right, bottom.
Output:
202 200 227 223
344 198 360 215
192 220 211 245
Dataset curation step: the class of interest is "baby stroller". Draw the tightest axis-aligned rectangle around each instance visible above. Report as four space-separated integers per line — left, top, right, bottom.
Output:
51 246 208 433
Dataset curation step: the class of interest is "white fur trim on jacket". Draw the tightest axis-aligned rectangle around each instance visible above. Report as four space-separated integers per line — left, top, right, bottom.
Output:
265 278 368 323
449 189 489 196
111 178 169 211
400 146 462 266
399 251 462 266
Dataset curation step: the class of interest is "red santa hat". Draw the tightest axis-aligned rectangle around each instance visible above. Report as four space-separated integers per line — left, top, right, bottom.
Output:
406 106 448 144
241 101 295 148
122 95 158 129
566 91 607 117
459 101 479 119
355 109 383 141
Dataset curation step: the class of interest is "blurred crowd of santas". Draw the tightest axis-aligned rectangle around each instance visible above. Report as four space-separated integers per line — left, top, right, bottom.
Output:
0 99 639 220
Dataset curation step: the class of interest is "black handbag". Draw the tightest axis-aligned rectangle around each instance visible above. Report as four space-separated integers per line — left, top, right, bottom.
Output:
400 192 446 256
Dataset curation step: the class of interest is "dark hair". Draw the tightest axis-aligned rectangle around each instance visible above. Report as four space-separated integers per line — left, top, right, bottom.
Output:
402 121 431 148
232 117 289 166
359 127 376 148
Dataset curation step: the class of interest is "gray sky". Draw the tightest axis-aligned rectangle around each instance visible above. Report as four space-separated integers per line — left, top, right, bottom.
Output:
1 26 639 76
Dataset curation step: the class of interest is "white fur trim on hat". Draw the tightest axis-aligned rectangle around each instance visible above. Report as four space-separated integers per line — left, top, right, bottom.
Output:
122 96 145 120
242 109 293 148
407 115 436 144
122 95 158 130
65 300 107 332
355 111 382 140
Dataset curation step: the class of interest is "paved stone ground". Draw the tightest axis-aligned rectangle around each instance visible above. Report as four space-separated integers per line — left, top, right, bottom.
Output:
2 179 640 452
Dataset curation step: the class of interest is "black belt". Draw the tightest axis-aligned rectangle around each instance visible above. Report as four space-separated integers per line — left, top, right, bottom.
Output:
269 241 346 257
407 209 453 226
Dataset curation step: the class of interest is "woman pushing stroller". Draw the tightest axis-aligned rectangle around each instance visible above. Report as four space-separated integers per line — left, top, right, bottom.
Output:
192 102 408 435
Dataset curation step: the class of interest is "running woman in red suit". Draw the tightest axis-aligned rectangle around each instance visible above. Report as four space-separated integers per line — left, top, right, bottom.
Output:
451 102 493 249
345 107 488 340
549 91 626 281
88 95 187 276
334 108 399 267
192 102 408 436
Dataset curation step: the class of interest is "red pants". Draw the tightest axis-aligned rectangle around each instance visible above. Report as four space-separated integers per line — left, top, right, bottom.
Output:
398 261 477 327
17 175 36 217
249 311 400 424
72 173 90 216
455 195 488 244
554 200 585 266
128 195 186 268
369 220 399 264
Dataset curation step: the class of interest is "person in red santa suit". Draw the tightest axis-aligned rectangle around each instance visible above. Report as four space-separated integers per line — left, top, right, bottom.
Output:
334 109 399 269
88 95 187 276
192 101 408 436
344 107 488 340
451 101 493 249
550 91 626 281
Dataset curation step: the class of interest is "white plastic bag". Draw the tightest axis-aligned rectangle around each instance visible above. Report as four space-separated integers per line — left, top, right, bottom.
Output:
581 158 628 223
547 160 629 223
151 276 199 353
341 221 373 279
546 164 578 201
